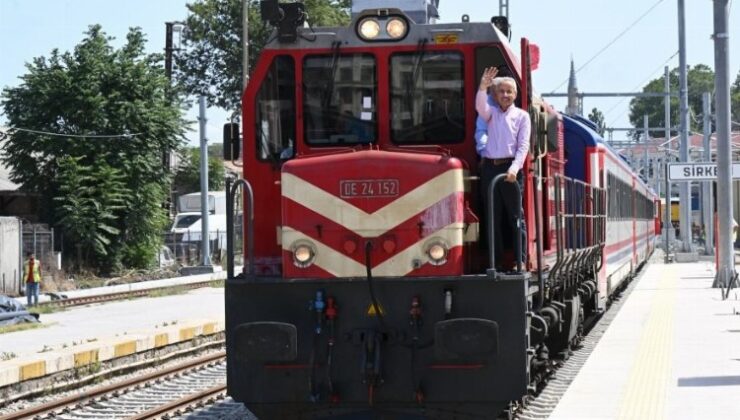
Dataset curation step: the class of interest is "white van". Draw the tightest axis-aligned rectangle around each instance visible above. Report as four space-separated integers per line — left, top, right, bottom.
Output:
171 212 228 251
169 192 231 257
177 191 226 215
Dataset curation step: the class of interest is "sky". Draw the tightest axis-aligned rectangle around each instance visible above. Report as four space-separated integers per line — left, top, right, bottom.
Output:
0 0 737 146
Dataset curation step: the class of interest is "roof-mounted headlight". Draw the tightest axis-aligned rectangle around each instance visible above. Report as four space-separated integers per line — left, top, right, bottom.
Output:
358 18 381 40
356 14 408 42
386 18 407 39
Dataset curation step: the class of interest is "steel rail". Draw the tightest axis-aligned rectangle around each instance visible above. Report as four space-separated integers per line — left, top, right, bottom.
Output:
37 280 221 309
0 351 225 420
129 384 227 420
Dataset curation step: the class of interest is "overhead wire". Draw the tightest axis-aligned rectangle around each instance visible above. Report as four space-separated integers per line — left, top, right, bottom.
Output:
549 0 666 94
4 127 140 139
605 51 679 127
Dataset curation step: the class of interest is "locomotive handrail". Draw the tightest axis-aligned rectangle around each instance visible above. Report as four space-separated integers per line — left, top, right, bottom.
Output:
551 174 607 291
226 178 255 278
487 173 523 273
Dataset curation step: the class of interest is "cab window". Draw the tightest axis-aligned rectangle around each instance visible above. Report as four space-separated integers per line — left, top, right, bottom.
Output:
255 55 296 161
390 51 464 144
303 53 377 146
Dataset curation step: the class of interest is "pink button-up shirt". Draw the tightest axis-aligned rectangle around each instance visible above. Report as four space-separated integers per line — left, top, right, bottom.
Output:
475 90 531 175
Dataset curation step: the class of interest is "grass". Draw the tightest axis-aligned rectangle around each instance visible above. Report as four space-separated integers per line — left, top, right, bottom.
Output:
28 304 66 315
146 285 188 298
0 321 50 335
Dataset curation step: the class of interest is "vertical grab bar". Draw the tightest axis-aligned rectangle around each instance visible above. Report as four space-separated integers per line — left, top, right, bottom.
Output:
226 178 255 278
487 173 523 273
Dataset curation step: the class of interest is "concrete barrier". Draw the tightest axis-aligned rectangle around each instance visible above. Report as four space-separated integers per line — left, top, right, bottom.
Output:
0 319 224 388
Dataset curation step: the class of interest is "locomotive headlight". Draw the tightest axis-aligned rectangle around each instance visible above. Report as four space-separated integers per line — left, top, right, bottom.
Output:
292 242 316 267
386 18 407 39
426 240 448 265
358 18 380 40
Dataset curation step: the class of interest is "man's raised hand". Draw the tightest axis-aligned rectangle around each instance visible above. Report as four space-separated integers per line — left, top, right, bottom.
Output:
479 67 499 91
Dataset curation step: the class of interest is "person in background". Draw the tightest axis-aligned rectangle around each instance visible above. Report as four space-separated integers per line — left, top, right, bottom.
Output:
475 66 531 271
23 252 41 306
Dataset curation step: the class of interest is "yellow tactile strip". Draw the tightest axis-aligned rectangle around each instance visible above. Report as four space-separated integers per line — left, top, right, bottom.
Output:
617 265 676 420
0 319 224 388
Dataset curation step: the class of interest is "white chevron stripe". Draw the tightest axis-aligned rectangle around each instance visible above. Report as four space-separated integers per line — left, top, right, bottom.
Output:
282 222 465 277
282 169 464 237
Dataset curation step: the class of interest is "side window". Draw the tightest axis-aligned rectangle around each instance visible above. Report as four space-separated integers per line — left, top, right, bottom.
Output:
255 56 296 161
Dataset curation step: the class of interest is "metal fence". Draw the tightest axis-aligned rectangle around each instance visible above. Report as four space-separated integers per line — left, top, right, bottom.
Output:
162 228 243 267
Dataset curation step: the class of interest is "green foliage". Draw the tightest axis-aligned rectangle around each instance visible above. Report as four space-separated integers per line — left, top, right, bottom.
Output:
176 0 350 113
1 25 187 271
54 157 126 267
587 107 606 136
173 147 226 195
120 182 169 268
628 64 716 139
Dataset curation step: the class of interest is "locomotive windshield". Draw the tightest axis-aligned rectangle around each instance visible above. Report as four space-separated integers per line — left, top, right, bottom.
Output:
303 53 377 145
390 51 465 144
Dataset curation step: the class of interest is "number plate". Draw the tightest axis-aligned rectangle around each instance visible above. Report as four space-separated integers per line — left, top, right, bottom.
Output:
340 179 399 198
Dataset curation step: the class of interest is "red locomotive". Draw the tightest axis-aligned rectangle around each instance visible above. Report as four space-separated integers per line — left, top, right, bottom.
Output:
224 2 658 418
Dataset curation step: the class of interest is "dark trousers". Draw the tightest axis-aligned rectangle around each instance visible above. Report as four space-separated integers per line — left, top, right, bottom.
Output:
479 161 525 270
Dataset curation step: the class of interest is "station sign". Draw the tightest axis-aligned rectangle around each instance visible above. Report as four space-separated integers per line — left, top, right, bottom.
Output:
668 162 740 181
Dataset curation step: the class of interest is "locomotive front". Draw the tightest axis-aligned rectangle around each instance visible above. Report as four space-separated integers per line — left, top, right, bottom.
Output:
281 150 466 279
226 2 535 418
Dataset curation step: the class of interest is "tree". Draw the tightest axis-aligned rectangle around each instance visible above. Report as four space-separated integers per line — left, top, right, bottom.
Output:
175 0 351 113
173 147 226 195
587 107 606 136
54 157 126 269
1 26 187 271
628 64 716 139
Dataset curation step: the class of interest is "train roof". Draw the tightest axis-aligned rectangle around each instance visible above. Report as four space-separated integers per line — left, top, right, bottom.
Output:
562 114 626 161
262 13 511 52
562 114 656 196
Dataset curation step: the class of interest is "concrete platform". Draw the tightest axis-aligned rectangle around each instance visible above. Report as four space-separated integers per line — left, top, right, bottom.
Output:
550 259 740 419
0 286 224 388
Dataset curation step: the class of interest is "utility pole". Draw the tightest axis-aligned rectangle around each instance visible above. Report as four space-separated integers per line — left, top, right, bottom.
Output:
643 115 650 183
663 66 674 261
243 0 250 90
702 92 714 256
199 96 211 267
677 0 692 252
164 21 184 217
499 0 509 20
711 0 734 290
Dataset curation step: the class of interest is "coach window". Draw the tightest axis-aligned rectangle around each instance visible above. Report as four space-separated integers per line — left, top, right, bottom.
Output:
255 55 296 161
303 54 377 146
390 51 465 144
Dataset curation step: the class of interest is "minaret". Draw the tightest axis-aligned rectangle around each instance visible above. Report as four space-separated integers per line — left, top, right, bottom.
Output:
566 58 581 116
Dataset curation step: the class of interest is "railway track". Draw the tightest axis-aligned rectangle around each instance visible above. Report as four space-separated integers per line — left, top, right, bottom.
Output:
0 352 228 420
37 280 222 309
